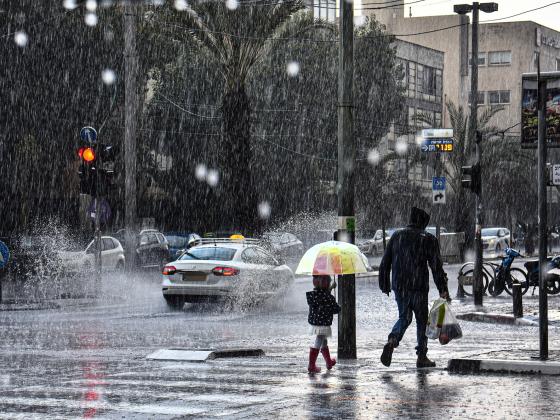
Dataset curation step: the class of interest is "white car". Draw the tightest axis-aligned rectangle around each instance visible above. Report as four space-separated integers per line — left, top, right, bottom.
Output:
482 227 511 254
58 236 125 273
161 239 294 308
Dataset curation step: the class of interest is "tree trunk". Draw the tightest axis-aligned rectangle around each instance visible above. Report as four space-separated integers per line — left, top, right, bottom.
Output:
221 85 256 233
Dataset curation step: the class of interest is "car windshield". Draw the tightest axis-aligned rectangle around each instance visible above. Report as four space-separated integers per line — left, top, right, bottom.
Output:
179 247 237 261
166 235 187 248
482 228 500 236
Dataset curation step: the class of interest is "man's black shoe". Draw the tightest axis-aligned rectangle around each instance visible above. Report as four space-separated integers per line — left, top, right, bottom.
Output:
380 342 394 367
416 356 436 368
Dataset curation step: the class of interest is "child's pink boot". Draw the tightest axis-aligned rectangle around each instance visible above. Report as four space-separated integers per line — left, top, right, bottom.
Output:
308 348 321 373
320 346 336 370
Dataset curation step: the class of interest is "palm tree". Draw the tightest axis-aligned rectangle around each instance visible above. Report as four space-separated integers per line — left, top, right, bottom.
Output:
151 0 307 230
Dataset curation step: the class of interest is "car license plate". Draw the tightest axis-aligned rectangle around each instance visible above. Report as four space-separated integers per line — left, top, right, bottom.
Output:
183 272 207 282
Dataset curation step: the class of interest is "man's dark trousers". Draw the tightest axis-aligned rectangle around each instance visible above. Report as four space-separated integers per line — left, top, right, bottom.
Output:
388 291 429 356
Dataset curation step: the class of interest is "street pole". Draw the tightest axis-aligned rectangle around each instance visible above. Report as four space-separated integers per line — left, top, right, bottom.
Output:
95 142 102 286
337 0 356 360
468 3 484 307
124 2 138 271
537 56 548 360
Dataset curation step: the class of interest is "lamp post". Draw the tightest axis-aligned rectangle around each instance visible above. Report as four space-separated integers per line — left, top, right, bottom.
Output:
454 2 498 306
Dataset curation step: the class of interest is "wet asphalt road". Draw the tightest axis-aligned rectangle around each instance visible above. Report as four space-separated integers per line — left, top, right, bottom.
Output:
0 264 559 419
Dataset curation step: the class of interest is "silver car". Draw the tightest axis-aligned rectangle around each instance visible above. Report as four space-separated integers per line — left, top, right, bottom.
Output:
358 228 401 256
161 239 294 308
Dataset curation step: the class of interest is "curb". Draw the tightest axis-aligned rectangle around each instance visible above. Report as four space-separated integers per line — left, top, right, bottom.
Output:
456 312 538 326
147 348 265 362
448 358 560 375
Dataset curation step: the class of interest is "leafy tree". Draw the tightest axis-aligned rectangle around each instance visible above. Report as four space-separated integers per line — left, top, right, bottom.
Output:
148 0 307 231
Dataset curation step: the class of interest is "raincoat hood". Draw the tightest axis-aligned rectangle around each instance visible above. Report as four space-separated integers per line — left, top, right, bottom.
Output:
409 207 430 230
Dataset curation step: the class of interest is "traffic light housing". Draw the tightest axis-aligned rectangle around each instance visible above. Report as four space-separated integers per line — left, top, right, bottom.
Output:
77 143 117 196
461 163 481 195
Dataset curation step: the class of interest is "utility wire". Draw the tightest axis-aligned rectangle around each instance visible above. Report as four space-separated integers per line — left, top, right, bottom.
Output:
155 92 222 119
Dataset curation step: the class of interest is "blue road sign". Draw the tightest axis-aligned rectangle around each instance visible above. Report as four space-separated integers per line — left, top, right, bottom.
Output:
0 240 10 269
432 176 446 191
80 126 97 144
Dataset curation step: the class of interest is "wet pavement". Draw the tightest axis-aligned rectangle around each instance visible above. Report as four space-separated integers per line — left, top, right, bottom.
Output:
0 265 559 418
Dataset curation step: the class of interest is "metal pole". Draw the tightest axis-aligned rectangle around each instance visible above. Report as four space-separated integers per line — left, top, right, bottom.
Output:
469 3 484 306
512 282 523 318
537 57 548 360
95 145 102 284
124 2 138 271
337 0 356 360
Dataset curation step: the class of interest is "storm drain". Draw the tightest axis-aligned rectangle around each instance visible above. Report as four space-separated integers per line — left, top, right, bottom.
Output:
146 348 265 362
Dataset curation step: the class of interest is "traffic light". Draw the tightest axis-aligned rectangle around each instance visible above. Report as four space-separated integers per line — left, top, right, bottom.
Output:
77 145 97 196
461 163 481 195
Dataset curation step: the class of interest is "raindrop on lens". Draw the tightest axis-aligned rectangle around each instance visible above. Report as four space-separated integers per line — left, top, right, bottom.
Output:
206 169 219 187
354 16 366 27
101 69 116 85
258 202 271 219
286 61 300 77
14 31 28 47
395 140 408 155
225 0 239 10
63 0 78 10
367 149 380 165
195 164 207 181
174 0 188 11
85 13 98 27
85 0 97 11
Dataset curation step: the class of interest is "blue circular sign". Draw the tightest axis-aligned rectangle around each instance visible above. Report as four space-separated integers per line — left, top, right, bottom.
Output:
0 241 10 269
80 126 97 144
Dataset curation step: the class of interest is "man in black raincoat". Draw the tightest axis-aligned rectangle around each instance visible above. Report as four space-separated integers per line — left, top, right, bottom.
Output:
379 207 449 368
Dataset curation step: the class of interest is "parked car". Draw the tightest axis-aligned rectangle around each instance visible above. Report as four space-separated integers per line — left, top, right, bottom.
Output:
58 236 125 273
161 237 294 308
114 228 169 268
425 226 448 236
482 227 511 254
358 228 402 256
6 235 64 277
164 232 201 261
261 232 304 259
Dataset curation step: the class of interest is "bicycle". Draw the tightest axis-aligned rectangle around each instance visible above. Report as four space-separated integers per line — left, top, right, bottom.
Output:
457 261 494 297
487 248 527 297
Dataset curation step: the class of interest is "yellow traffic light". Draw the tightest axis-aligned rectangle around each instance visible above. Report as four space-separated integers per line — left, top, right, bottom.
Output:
82 147 96 163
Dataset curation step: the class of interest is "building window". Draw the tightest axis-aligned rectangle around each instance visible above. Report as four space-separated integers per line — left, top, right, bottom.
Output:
468 91 485 105
407 62 416 98
313 0 335 22
468 52 486 66
488 90 510 105
420 65 437 96
488 51 511 66
408 106 417 128
557 58 560 71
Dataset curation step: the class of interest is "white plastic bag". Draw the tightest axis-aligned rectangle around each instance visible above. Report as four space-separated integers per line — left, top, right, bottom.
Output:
426 298 462 345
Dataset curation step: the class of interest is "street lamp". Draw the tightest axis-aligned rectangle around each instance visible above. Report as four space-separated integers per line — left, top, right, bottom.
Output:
454 2 498 307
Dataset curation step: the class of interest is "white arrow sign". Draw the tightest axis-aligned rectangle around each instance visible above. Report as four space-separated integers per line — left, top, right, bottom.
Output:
432 189 446 204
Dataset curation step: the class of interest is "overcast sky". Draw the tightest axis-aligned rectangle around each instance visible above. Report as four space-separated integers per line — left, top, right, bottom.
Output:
404 0 560 32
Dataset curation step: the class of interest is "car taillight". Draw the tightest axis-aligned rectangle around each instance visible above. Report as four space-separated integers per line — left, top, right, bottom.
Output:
162 265 176 275
212 267 239 276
